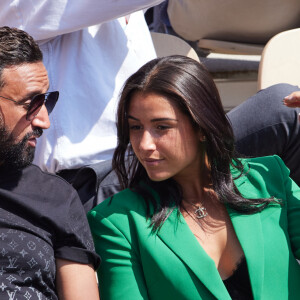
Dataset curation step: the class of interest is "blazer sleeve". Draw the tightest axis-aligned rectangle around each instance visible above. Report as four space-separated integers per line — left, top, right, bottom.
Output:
87 210 149 300
275 156 300 258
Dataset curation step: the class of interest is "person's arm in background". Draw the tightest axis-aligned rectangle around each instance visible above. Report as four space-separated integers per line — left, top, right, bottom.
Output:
227 83 300 186
56 259 100 300
0 0 164 41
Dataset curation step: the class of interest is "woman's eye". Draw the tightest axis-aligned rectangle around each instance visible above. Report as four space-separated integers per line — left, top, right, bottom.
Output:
129 125 141 130
157 125 170 130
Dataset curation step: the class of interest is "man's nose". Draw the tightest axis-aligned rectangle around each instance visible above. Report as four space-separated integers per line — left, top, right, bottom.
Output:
31 104 50 129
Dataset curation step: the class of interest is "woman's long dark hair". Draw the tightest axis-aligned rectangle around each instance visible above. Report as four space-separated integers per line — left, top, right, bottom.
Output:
113 55 277 231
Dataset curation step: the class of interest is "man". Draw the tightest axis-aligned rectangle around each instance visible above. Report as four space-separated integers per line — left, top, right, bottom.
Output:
0 27 99 300
228 83 300 187
0 0 163 175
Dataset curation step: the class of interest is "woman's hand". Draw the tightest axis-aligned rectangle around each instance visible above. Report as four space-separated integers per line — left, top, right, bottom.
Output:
56 258 100 300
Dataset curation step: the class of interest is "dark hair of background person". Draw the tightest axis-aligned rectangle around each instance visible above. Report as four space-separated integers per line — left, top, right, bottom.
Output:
0 26 43 89
113 55 277 231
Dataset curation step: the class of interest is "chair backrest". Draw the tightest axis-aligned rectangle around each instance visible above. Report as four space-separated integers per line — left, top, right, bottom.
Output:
258 28 300 90
150 32 199 62
168 0 300 44
167 0 300 56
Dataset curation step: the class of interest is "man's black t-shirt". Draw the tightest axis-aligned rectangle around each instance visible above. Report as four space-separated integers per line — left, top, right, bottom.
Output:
0 164 100 299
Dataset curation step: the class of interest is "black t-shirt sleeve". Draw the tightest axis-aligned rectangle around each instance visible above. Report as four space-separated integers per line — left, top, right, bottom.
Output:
53 186 100 269
1 165 101 270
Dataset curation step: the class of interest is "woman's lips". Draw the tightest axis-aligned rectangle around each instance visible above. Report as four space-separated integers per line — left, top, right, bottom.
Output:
143 158 164 166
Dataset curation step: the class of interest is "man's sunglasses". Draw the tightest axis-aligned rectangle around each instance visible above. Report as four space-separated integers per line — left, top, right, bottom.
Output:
0 91 59 121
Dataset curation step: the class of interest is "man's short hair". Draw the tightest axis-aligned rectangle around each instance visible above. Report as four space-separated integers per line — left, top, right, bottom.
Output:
0 26 43 88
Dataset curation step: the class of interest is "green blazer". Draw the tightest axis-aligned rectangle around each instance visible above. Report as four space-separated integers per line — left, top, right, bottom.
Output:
88 156 300 299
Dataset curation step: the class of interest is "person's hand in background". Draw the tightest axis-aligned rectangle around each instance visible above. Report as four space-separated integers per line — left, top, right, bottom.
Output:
284 91 300 122
284 91 300 107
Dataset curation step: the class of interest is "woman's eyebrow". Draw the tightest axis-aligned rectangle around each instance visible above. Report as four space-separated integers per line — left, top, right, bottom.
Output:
151 118 178 122
127 115 139 121
128 115 178 122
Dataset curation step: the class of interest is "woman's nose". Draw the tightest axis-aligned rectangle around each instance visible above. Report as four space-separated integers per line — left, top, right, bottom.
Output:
139 130 156 151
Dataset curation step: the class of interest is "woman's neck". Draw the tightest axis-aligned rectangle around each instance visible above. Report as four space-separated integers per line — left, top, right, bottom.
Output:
176 158 212 205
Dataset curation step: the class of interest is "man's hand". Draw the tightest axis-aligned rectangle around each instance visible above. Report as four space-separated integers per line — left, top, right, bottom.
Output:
283 91 300 122
284 91 300 108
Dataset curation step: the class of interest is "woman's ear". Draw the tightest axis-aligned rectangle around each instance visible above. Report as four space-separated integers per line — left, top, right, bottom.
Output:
198 131 206 142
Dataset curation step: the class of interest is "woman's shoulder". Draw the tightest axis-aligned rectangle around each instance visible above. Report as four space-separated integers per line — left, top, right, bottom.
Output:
87 187 154 239
233 155 291 198
88 188 148 222
238 154 283 165
236 155 287 175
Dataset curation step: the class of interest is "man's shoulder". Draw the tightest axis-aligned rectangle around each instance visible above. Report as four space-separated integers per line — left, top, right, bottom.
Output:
25 164 73 182
22 164 77 196
0 165 82 224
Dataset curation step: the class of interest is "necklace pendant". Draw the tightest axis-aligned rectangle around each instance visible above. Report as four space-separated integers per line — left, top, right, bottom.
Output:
194 206 208 219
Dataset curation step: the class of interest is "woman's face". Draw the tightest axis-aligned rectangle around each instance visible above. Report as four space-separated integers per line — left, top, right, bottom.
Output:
127 92 204 183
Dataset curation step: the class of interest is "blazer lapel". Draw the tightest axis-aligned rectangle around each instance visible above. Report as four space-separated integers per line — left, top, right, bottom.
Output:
155 160 265 299
157 209 231 300
227 206 264 300
231 169 265 300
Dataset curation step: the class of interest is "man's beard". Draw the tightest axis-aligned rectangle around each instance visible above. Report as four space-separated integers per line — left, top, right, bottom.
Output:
0 125 43 170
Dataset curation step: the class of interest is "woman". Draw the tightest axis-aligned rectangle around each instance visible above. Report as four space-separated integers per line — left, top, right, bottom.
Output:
88 55 300 299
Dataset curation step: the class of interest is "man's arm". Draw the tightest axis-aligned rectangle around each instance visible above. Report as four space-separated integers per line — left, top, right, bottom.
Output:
0 0 164 41
227 83 300 186
56 258 100 300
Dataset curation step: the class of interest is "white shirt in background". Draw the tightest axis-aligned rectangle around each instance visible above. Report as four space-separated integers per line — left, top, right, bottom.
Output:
0 0 163 172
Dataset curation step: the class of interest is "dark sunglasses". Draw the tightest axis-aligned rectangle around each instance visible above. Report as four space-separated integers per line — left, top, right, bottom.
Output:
0 91 59 121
